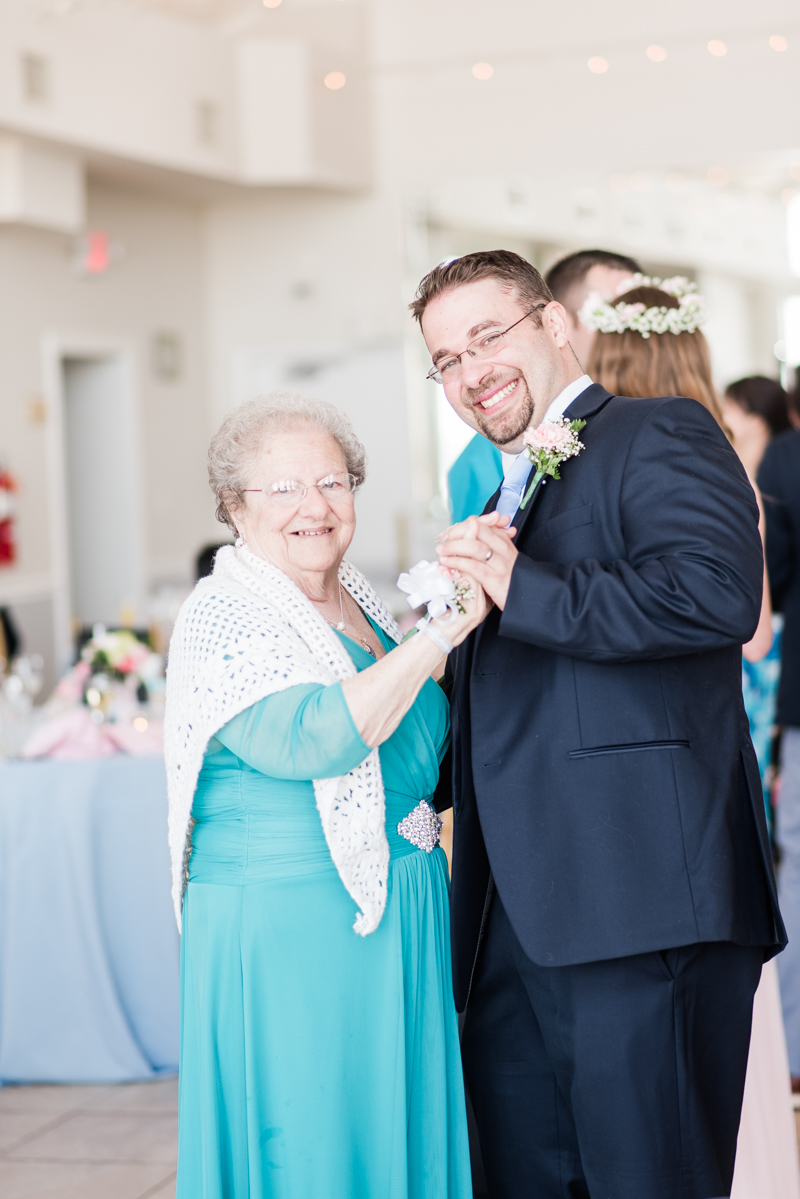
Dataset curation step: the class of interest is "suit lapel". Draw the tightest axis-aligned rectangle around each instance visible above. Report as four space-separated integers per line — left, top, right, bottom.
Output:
509 466 546 542
463 385 615 674
482 483 502 516
563 382 614 423
512 383 615 543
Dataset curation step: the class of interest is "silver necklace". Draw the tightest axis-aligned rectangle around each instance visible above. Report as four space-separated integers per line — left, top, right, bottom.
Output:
333 581 346 631
321 583 376 658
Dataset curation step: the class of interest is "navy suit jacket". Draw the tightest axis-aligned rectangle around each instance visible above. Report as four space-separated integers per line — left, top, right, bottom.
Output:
441 384 786 1012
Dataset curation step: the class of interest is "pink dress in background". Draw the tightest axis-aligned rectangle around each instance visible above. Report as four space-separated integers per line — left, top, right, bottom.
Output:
732 958 800 1199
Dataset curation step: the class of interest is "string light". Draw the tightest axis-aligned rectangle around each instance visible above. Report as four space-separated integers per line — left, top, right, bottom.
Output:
587 57 608 74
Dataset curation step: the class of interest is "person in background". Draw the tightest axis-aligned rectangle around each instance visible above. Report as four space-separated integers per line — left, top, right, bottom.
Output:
587 285 774 663
723 377 792 795
791 385 800 429
447 249 640 522
446 432 504 528
194 542 231 581
723 376 793 478
545 248 642 367
0 607 21 671
586 280 726 415
759 414 800 1090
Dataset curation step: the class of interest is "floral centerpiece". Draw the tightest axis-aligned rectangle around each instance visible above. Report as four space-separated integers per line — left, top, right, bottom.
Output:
79 628 163 717
82 629 156 683
17 629 166 760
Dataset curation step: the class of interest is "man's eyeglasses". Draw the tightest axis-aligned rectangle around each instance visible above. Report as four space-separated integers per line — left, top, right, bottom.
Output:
243 473 358 507
426 304 547 385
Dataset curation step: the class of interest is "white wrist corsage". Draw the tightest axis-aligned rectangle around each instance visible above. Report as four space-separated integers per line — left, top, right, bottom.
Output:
397 560 474 622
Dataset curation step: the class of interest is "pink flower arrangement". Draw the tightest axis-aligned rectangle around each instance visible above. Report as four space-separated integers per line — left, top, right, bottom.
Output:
519 416 587 509
81 629 154 679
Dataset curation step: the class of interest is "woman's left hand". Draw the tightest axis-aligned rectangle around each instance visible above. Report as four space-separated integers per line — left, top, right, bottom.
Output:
340 567 489 749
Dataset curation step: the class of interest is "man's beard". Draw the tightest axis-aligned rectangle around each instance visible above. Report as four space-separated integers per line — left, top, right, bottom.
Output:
469 376 535 447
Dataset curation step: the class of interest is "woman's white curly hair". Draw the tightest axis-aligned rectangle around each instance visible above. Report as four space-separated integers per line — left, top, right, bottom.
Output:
208 391 367 533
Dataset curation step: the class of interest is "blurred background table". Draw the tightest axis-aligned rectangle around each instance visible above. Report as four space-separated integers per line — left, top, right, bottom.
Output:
0 756 179 1084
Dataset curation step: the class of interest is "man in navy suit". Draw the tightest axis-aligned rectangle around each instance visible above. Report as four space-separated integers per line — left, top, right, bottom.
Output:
412 250 785 1199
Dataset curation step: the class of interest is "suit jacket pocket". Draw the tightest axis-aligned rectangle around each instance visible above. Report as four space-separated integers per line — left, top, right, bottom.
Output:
529 503 594 547
569 739 690 759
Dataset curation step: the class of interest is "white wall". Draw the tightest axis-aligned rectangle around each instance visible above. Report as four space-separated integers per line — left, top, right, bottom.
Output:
0 0 237 178
203 188 421 589
0 179 215 612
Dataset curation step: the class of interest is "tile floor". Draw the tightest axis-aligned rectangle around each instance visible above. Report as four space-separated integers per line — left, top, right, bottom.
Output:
0 1077 177 1199
1 1076 799 1197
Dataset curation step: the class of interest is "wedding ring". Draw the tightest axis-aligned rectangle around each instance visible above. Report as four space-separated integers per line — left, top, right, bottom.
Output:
485 549 493 561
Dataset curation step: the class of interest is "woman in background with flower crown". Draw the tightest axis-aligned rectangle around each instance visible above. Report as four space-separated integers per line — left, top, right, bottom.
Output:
585 280 772 660
583 279 800 1199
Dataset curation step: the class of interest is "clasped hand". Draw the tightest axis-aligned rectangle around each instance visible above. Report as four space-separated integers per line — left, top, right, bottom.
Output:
436 512 519 611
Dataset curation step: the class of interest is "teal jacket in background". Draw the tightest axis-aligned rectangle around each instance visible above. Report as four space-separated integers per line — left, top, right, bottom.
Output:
447 434 503 522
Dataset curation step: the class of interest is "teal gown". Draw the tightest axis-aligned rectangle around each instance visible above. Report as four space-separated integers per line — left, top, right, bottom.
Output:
176 623 472 1199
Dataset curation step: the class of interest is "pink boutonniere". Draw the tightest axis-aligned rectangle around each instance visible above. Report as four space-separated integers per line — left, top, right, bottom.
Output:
519 417 587 509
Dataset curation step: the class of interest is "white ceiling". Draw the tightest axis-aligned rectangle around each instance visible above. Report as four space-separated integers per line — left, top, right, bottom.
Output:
23 0 800 198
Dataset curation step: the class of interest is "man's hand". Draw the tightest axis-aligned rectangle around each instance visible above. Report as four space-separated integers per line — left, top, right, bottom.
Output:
437 513 519 610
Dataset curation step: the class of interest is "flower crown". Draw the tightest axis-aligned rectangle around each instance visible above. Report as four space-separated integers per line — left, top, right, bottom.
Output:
578 274 706 340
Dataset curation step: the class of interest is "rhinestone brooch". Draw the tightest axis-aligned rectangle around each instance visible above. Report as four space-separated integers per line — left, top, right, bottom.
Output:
397 800 443 853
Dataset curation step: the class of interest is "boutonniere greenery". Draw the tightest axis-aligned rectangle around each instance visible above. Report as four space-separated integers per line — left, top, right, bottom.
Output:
519 417 586 509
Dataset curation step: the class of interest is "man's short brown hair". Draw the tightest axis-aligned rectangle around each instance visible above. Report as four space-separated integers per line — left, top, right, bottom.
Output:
545 249 641 316
409 249 552 326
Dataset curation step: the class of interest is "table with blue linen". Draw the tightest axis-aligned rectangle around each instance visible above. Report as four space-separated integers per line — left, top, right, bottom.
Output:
0 755 179 1084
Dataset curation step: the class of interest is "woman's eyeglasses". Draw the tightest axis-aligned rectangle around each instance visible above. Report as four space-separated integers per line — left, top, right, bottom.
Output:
243 473 358 506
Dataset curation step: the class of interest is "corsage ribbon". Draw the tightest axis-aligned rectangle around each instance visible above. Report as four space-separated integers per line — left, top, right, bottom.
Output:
397 560 459 621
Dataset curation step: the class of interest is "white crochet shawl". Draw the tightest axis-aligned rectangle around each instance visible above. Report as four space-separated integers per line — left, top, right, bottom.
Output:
164 544 402 935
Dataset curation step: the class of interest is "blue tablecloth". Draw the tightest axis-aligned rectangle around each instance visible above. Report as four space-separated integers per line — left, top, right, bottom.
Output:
0 755 179 1083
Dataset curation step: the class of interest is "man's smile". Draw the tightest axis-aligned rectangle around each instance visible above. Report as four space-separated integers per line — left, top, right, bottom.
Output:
475 377 520 412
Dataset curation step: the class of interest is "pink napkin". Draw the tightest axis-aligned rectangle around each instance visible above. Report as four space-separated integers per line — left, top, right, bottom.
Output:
21 707 118 760
106 718 164 757
21 709 164 760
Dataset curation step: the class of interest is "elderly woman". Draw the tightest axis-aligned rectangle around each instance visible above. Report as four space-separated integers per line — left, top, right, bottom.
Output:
166 392 483 1199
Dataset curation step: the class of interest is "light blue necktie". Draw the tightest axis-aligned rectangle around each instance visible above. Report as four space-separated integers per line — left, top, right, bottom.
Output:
495 453 532 519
